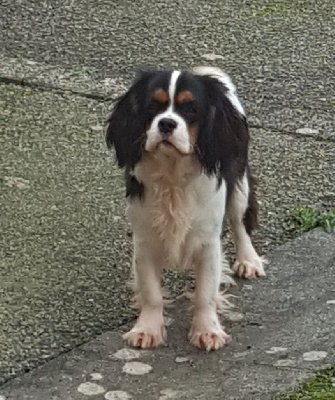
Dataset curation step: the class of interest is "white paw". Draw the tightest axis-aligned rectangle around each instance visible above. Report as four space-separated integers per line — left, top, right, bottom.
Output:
189 329 231 351
233 257 266 279
123 319 166 349
189 311 231 351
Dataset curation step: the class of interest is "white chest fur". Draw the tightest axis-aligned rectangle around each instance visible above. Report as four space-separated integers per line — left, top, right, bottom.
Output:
127 150 227 267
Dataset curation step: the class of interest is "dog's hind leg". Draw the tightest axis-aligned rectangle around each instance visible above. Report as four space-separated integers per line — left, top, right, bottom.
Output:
227 170 266 279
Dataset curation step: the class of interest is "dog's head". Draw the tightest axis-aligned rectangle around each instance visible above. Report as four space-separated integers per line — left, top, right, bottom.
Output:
106 67 248 179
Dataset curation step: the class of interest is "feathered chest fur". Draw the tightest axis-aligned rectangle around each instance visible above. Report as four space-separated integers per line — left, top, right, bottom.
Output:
133 151 202 264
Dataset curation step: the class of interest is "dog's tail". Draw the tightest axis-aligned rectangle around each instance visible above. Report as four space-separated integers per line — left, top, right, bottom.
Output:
193 66 236 92
193 66 245 116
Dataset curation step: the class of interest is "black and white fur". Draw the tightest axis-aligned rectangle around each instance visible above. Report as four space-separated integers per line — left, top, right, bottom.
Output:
106 67 265 351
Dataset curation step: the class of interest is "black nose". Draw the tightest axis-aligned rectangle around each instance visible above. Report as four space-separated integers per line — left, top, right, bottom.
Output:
158 118 177 136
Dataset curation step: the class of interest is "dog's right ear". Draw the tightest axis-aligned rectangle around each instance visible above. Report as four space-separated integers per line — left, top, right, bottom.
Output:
106 71 153 168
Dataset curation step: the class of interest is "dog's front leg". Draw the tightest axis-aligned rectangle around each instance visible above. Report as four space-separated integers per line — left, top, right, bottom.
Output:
123 236 166 349
189 238 230 351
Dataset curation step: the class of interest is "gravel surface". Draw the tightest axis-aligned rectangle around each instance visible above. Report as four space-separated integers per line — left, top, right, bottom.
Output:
0 85 134 383
1 230 334 400
0 0 334 387
1 0 334 137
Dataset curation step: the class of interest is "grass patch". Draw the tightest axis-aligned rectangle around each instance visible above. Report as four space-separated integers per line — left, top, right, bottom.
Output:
285 206 335 234
280 208 334 399
277 367 335 399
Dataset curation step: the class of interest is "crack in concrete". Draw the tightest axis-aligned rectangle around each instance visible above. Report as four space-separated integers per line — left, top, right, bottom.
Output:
249 123 334 142
216 357 321 372
1 74 334 144
0 75 114 102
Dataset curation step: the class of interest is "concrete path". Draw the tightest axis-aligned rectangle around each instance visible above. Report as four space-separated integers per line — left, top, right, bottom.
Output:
1 0 334 140
0 229 334 399
1 81 334 385
0 0 334 394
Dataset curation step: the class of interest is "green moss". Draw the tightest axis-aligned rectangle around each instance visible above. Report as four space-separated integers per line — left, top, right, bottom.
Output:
277 367 335 399
287 206 335 234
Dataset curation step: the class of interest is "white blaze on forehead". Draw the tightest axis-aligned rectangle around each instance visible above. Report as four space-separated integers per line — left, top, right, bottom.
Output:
168 70 181 110
145 70 191 154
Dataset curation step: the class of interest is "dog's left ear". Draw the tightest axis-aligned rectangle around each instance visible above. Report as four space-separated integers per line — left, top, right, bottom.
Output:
195 75 250 197
106 71 153 168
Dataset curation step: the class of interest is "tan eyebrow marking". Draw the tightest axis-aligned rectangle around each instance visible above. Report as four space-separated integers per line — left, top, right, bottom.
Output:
176 90 194 104
153 89 169 103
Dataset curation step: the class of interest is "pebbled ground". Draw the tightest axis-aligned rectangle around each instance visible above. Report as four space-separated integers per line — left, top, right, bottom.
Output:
0 0 334 388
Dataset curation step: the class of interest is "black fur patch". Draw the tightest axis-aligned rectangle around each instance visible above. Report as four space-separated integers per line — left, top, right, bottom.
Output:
106 70 172 169
125 167 145 200
243 168 259 235
195 75 249 200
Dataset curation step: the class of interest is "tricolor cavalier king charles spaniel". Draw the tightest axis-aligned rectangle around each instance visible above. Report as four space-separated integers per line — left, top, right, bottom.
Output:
106 67 265 351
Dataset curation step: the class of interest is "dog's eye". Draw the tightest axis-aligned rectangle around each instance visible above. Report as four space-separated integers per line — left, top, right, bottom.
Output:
146 100 168 122
147 100 168 112
186 107 197 116
180 102 197 114
180 103 198 121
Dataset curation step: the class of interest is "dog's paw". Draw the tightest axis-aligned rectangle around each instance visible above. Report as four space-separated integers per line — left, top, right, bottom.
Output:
189 329 231 351
189 312 231 351
123 326 166 349
233 257 266 279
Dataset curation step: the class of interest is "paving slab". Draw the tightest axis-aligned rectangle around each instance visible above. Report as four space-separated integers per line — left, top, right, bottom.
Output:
1 0 334 393
1 0 334 139
0 229 334 400
0 83 334 384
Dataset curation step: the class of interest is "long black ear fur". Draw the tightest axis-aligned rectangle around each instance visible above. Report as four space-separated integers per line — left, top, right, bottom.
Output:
106 71 154 168
196 75 250 199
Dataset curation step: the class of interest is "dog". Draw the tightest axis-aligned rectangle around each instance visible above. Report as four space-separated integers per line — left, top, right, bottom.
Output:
106 66 265 351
